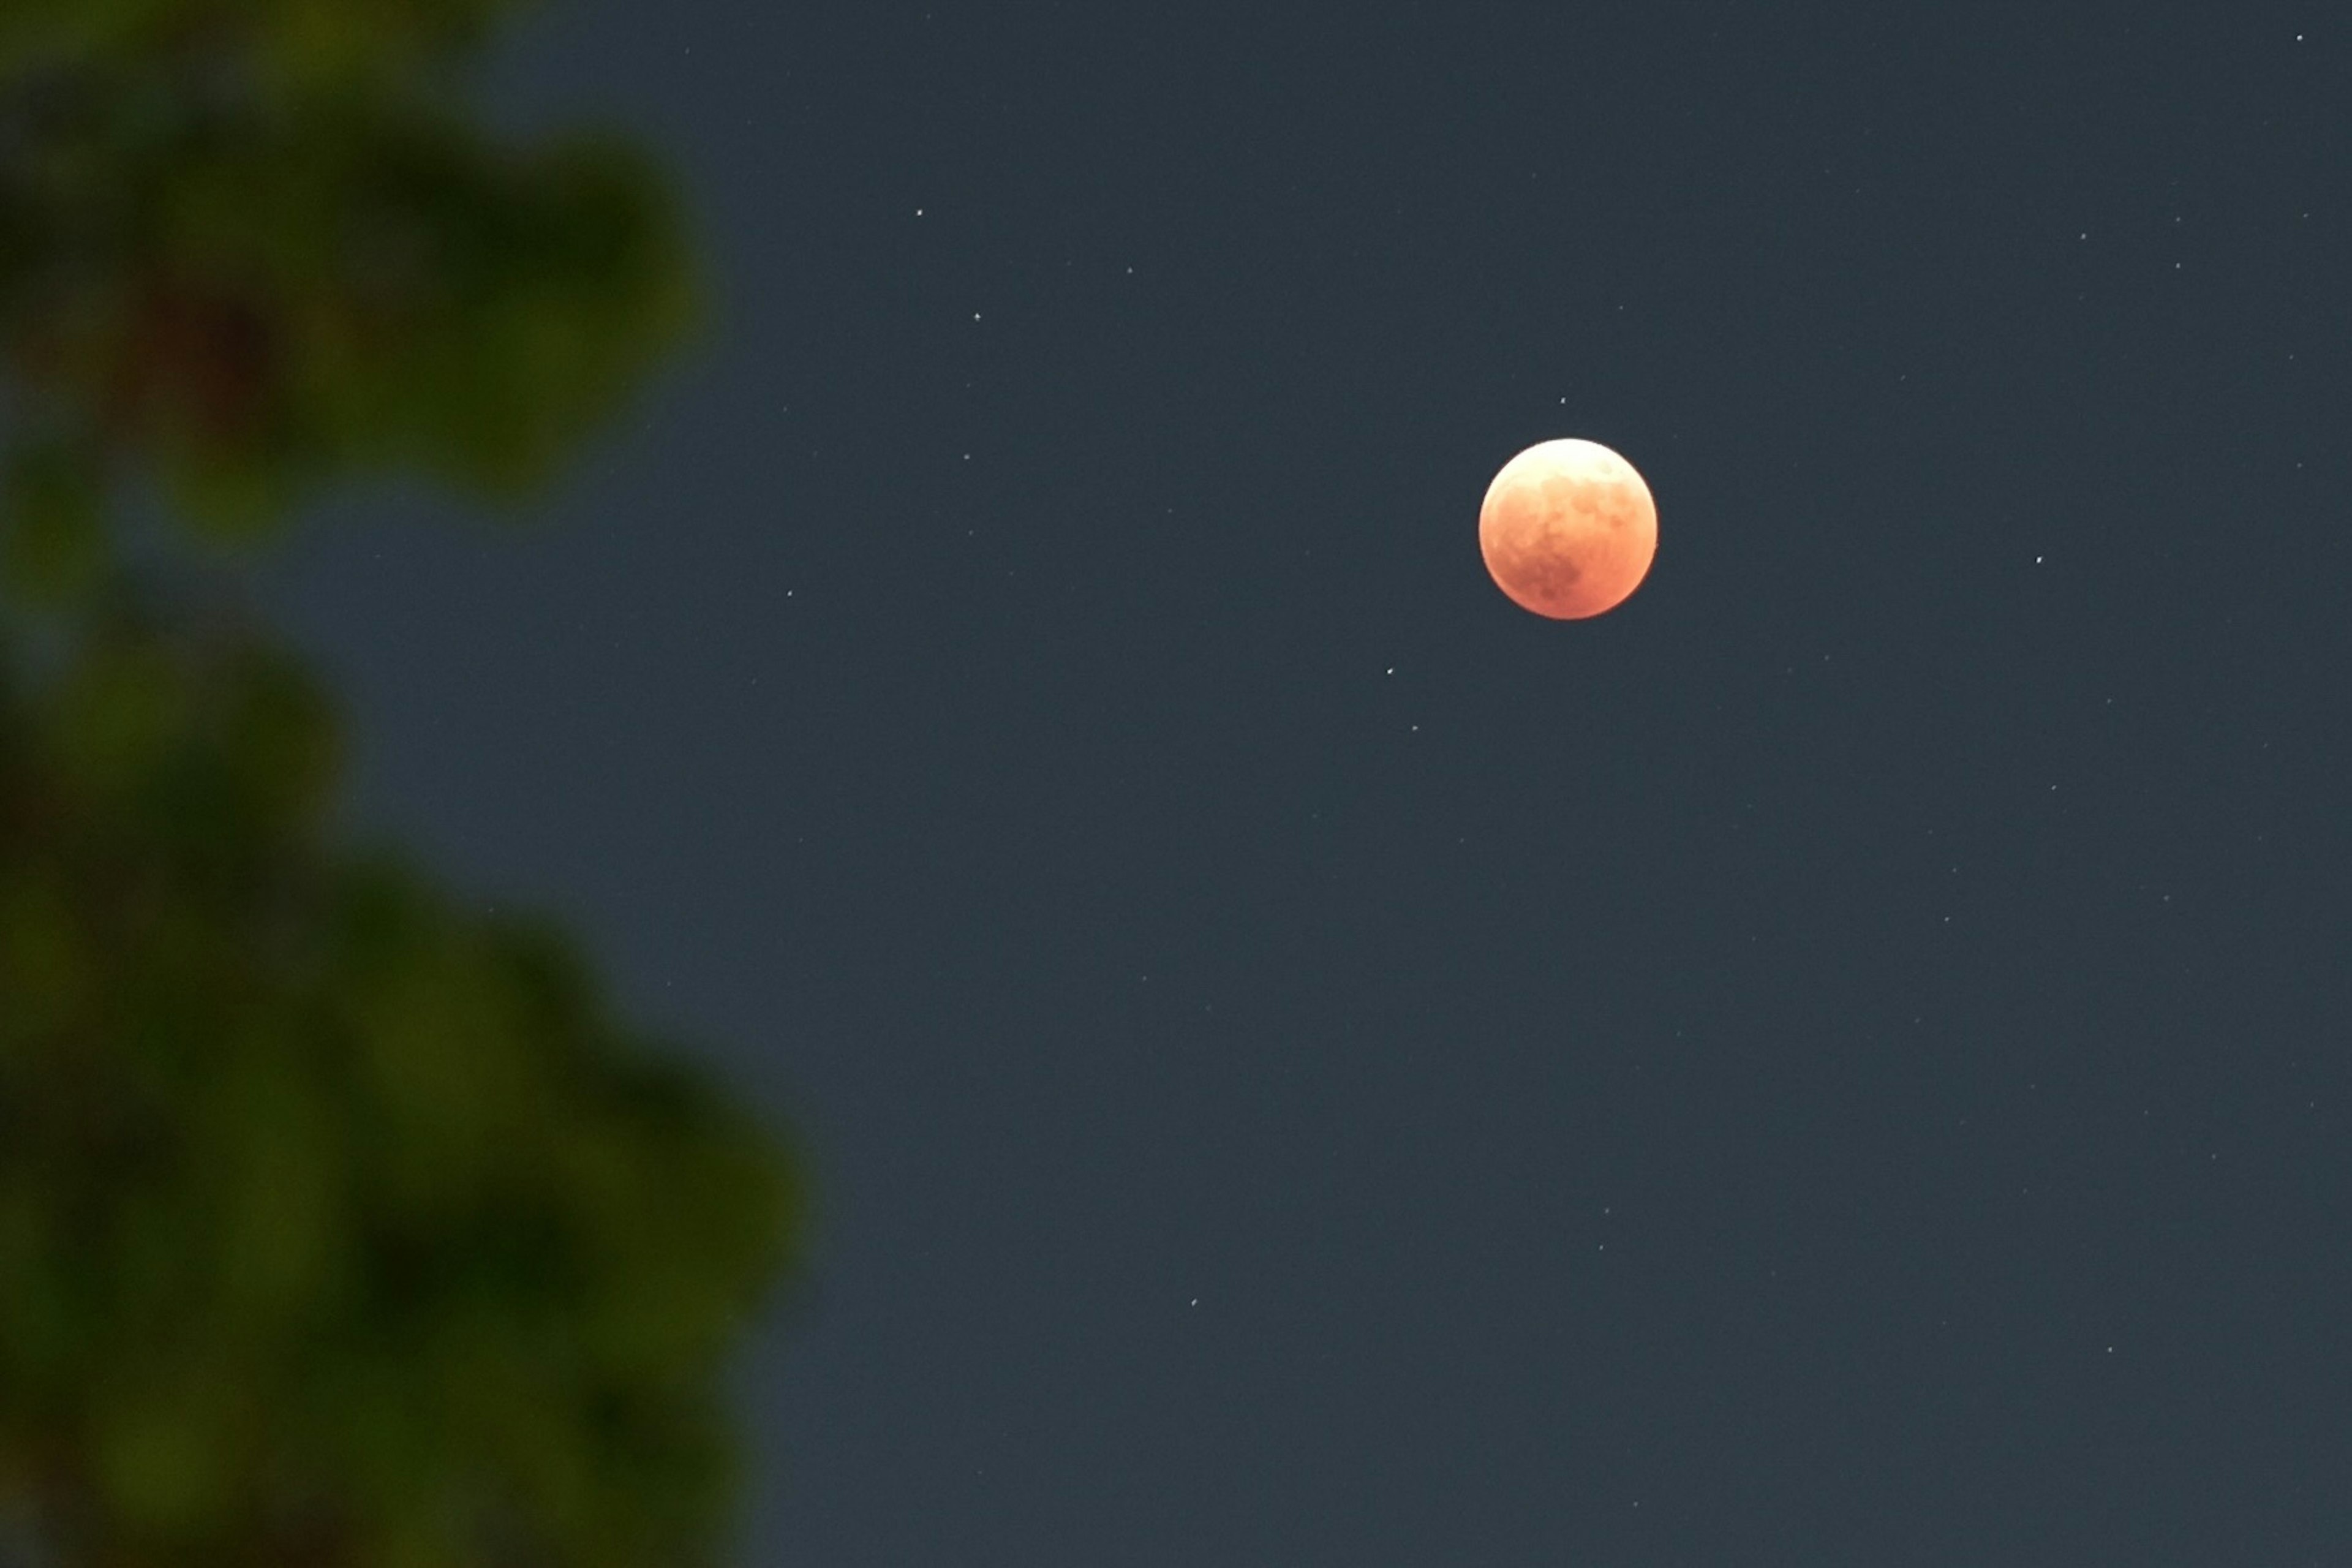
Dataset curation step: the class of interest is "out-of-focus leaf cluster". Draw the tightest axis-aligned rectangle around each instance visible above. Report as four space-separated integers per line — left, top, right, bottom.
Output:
0 0 696 563
0 589 803 1567
0 0 541 91
0 7 801 1564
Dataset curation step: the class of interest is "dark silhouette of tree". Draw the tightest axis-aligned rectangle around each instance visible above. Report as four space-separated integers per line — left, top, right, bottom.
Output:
0 6 805 1566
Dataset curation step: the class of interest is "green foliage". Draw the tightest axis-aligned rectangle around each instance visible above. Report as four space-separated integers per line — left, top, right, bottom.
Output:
1 439 108 608
0 594 804 1566
0 0 699 541
0 1 545 104
0 4 803 1566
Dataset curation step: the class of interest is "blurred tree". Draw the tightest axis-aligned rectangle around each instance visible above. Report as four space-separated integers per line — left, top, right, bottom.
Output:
0 0 696 576
0 5 804 1567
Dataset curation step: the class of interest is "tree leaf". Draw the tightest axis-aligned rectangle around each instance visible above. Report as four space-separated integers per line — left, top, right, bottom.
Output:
0 441 107 610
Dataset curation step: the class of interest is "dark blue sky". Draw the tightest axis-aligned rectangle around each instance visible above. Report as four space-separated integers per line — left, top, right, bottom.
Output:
260 3 2350 1562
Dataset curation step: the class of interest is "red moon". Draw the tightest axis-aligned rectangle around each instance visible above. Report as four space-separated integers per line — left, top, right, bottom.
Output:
1478 438 1658 619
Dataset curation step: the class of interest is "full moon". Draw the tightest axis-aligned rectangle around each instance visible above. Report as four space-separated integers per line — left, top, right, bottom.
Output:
1478 438 1658 619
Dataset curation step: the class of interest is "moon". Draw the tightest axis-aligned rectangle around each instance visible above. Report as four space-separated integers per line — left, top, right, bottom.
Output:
1478 438 1657 619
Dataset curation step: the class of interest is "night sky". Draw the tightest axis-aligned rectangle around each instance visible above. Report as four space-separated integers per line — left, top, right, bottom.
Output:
254 4 2350 1562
